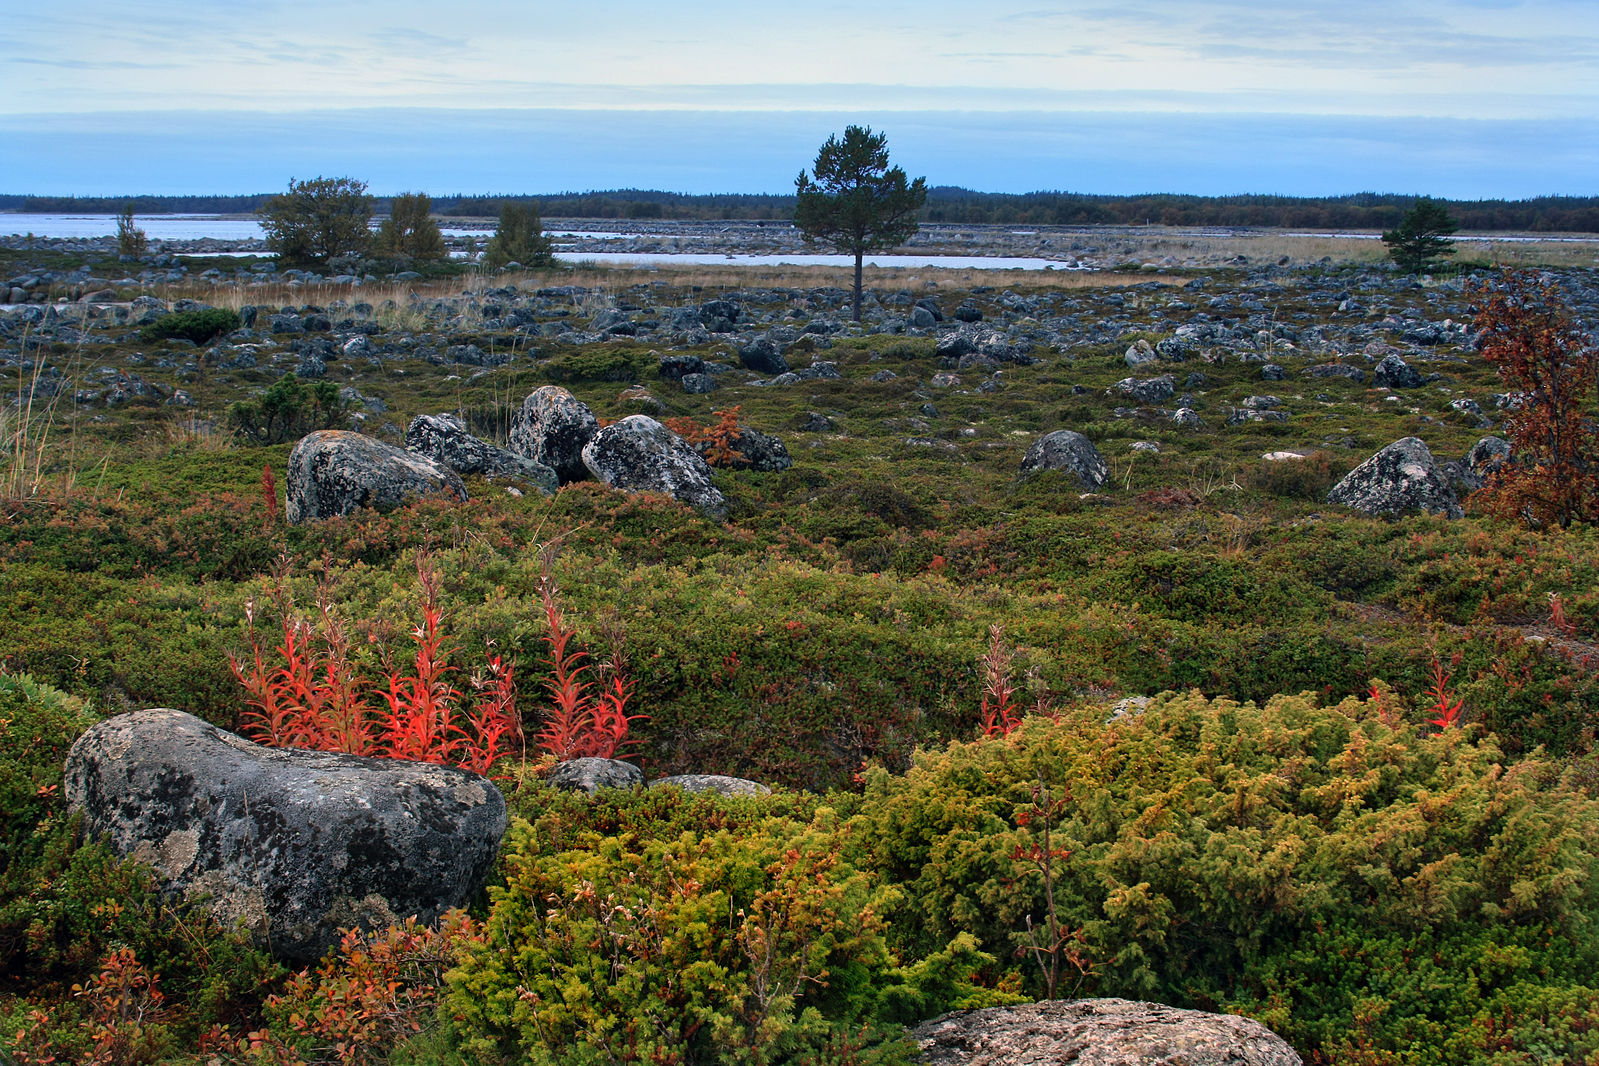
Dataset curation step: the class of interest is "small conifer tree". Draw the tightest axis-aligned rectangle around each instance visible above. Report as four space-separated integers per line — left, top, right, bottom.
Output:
1381 196 1458 274
483 201 554 269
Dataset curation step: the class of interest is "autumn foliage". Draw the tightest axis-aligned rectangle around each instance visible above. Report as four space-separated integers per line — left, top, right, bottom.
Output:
663 406 744 467
1471 269 1599 528
230 553 521 775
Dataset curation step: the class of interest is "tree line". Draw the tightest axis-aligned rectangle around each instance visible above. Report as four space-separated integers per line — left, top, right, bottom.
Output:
7 190 1598 232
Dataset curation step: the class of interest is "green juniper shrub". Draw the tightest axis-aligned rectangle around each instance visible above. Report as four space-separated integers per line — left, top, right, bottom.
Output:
139 308 241 345
446 785 1011 1065
848 691 1599 1064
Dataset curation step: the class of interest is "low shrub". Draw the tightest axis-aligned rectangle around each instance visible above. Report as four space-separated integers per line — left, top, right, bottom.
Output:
849 691 1599 1063
445 787 1012 1065
140 308 241 345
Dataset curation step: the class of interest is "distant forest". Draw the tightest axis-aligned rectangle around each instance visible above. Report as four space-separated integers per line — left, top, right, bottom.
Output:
4 188 1598 232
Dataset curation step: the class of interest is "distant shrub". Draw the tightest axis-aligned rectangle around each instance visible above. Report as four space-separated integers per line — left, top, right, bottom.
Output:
227 372 344 444
851 691 1599 1062
1244 450 1349 499
139 307 240 345
483 201 554 270
539 347 650 383
115 203 148 258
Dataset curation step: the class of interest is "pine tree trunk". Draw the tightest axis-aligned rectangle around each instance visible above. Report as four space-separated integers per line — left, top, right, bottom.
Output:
852 251 863 322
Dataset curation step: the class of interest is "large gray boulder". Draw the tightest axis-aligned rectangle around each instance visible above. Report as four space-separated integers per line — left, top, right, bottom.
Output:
286 429 467 525
63 709 507 963
1020 430 1109 490
406 413 558 493
911 998 1302 1066
1373 353 1424 389
507 385 599 484
727 426 793 472
581 415 727 518
1326 437 1463 518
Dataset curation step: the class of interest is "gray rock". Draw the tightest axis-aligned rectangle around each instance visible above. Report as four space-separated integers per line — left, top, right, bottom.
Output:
681 372 718 394
508 385 599 485
1374 353 1423 389
406 413 558 492
581 414 727 518
64 709 506 963
1124 340 1158 368
727 426 793 471
651 774 771 797
1466 435 1511 478
1111 375 1176 405
1326 437 1463 519
1020 430 1108 489
1172 407 1204 429
658 353 705 381
286 429 468 525
1305 363 1365 382
911 998 1302 1066
910 305 937 329
1261 364 1285 381
738 338 789 375
549 757 644 794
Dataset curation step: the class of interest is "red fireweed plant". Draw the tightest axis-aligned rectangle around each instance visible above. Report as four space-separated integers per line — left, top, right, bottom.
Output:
229 551 521 775
533 545 646 762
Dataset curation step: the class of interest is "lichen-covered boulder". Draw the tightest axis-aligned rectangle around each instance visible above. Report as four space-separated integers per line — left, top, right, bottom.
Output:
581 415 727 518
651 774 771 796
727 426 792 472
911 998 1302 1066
507 385 599 485
549 757 644 794
1326 436 1463 518
1374 352 1424 389
286 429 467 525
406 413 558 493
1110 374 1176 405
63 709 506 962
1020 430 1109 490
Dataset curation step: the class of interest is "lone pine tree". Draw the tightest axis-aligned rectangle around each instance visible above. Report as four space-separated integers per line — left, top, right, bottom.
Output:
1382 197 1458 274
795 126 928 322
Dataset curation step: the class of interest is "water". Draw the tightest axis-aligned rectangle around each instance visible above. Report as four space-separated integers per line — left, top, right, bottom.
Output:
2 213 267 240
555 252 1082 270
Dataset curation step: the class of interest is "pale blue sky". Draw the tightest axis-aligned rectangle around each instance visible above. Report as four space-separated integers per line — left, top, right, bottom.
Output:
3 0 1595 197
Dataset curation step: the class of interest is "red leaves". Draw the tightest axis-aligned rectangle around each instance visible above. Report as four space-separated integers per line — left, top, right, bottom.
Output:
230 552 521 775
1471 269 1599 528
533 556 645 762
1425 655 1466 731
980 624 1021 738
662 406 745 467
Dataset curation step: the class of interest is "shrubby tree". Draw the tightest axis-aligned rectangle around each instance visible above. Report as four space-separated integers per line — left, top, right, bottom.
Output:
483 201 554 269
228 373 345 444
1381 196 1457 273
259 176 373 269
795 126 928 322
115 203 148 257
1471 269 1599 527
375 191 447 261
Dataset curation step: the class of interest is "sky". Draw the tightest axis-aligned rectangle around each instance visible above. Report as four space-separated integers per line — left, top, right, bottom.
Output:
2 0 1596 199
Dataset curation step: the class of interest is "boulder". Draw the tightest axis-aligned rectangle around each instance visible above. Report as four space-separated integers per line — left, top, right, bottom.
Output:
658 353 705 381
911 998 1302 1066
728 426 793 471
507 385 599 484
1374 353 1424 389
286 429 467 525
651 774 771 796
1020 430 1109 490
1110 375 1176 405
63 709 506 963
549 757 644 794
1326 437 1463 518
405 413 558 493
1466 435 1511 479
581 414 728 518
682 372 718 394
738 337 789 375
